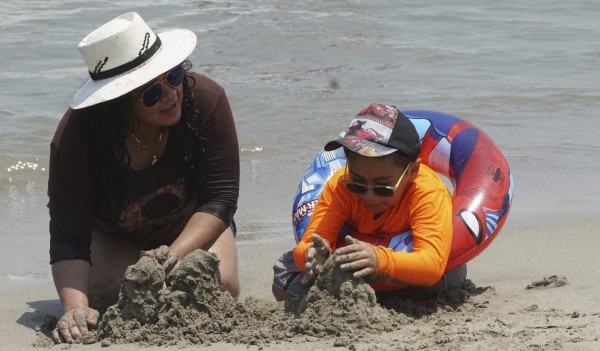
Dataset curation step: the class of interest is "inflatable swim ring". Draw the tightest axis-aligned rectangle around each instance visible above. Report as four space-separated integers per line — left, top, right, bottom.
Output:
292 110 513 271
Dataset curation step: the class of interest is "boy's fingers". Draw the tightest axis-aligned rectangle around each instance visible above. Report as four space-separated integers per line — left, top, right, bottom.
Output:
314 262 323 272
345 235 360 245
302 264 316 285
339 259 358 271
340 257 372 271
305 247 316 261
353 266 375 279
301 272 312 285
304 235 331 287
312 236 331 258
335 248 368 263
312 234 325 247
312 234 331 250
334 244 361 256
303 253 327 285
315 245 330 255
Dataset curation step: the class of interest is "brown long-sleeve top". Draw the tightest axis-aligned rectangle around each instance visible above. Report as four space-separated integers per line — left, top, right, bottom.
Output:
48 73 239 264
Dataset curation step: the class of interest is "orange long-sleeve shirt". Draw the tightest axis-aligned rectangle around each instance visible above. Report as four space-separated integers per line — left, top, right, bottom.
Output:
293 164 453 290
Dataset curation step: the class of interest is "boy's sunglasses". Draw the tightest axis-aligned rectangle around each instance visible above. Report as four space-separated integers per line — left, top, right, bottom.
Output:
141 65 184 107
342 161 411 197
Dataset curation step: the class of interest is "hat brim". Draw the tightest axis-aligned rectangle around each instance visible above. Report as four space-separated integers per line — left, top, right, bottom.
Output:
324 136 398 157
70 28 197 109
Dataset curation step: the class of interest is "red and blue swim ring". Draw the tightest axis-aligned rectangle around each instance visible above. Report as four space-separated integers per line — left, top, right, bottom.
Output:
292 110 513 271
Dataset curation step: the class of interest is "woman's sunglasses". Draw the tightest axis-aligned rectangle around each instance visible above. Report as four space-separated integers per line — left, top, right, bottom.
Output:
141 65 184 107
342 161 411 197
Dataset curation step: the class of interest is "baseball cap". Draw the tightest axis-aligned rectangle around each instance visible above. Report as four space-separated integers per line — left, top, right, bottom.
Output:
324 103 421 160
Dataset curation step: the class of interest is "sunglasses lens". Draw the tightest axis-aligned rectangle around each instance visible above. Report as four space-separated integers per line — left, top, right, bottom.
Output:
142 83 162 107
165 65 184 88
373 187 394 197
345 182 367 194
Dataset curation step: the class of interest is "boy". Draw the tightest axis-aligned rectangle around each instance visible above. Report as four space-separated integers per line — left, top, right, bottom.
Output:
273 103 460 301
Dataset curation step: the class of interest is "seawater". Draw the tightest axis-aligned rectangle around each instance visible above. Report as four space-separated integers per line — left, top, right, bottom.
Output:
1 0 599 280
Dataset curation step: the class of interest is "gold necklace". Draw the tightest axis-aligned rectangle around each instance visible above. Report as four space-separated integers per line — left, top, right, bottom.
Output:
130 130 168 165
130 133 151 150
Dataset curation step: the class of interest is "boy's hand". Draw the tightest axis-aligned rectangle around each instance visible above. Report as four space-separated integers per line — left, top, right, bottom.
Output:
302 234 331 285
335 236 377 279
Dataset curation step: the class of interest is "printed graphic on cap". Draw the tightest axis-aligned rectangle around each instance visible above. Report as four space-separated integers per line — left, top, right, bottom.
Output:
342 138 380 157
356 103 398 128
345 120 385 143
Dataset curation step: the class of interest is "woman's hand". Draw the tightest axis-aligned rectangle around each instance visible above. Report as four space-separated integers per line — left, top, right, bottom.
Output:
301 234 331 285
51 307 99 344
334 236 378 279
141 245 180 279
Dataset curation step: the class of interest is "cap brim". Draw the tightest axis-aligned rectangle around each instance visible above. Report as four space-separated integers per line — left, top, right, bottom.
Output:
324 136 397 157
70 28 197 109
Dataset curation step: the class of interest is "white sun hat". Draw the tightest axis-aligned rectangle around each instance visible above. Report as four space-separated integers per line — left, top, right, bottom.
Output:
70 12 197 109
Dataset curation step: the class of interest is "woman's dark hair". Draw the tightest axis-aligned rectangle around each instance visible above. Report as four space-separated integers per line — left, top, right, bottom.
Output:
82 60 205 228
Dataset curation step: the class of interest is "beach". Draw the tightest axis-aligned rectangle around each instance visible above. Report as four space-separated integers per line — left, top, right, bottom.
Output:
6 223 600 351
5 217 600 350
1 0 599 349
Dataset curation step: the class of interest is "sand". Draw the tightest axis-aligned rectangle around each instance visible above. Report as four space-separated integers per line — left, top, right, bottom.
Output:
0 216 597 351
26 244 600 351
49 250 402 348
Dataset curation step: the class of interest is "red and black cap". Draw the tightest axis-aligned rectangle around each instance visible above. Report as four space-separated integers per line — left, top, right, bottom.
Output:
324 103 421 160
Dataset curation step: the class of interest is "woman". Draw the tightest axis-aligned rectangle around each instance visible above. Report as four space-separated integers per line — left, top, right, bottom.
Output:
48 12 240 343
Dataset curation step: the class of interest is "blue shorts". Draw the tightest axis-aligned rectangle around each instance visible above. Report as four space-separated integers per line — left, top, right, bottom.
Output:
272 251 310 298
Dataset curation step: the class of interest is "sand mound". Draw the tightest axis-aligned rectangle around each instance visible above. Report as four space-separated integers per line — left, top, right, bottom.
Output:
97 250 285 346
37 254 600 350
94 250 405 347
291 252 405 346
93 249 515 349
